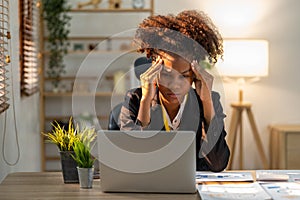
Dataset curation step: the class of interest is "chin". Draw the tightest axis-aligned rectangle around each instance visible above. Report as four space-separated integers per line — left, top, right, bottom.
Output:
166 95 182 104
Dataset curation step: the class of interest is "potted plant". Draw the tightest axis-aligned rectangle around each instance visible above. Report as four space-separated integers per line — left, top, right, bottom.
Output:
42 0 71 90
72 128 96 189
43 117 96 183
43 118 80 183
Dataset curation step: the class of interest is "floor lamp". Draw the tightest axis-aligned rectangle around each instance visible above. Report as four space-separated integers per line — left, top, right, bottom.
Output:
217 40 269 169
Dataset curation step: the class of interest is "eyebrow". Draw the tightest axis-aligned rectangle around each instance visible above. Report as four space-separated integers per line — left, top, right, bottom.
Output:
162 67 192 74
181 69 192 74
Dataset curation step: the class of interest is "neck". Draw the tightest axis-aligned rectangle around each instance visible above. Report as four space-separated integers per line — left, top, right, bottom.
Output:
160 95 180 121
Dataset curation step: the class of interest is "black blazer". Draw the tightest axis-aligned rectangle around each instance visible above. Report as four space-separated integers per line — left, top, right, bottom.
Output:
120 87 230 172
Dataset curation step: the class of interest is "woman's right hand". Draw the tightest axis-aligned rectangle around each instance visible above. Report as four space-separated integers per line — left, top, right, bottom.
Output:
139 56 163 103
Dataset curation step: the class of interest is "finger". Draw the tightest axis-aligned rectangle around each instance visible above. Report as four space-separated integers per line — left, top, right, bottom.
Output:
194 79 202 89
191 61 213 83
191 60 204 73
141 64 162 81
191 64 202 81
142 57 163 77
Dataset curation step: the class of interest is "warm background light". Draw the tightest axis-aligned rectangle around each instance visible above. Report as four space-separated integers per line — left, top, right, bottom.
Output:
216 39 270 170
200 0 270 36
216 40 269 77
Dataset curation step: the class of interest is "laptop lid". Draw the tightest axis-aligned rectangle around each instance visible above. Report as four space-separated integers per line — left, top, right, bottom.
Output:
97 130 196 193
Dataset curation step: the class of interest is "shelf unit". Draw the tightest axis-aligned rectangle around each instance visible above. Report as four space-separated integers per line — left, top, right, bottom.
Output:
40 0 154 171
269 124 300 169
69 8 153 13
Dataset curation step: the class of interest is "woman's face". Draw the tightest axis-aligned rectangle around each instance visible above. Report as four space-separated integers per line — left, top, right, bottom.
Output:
157 53 193 105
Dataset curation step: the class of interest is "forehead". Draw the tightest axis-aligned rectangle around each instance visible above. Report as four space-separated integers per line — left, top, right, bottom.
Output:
161 53 191 73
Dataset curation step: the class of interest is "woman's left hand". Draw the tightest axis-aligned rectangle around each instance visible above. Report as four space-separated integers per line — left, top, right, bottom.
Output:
191 60 213 101
191 60 215 123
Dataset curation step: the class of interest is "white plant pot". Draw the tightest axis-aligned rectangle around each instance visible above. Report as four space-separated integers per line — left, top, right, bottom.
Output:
77 167 94 189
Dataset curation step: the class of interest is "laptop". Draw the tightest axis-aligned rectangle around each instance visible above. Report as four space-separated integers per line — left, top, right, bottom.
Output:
97 130 196 193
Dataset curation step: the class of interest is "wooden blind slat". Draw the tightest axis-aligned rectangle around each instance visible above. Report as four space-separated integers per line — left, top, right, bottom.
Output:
0 0 9 114
20 0 39 96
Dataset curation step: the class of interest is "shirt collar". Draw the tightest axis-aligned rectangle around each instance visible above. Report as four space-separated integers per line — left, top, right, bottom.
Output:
160 94 188 130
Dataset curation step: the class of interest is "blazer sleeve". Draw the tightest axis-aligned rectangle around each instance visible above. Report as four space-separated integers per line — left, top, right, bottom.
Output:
197 92 230 172
119 88 144 130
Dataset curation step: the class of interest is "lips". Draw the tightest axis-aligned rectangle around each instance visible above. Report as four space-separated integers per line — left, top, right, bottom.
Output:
167 92 181 100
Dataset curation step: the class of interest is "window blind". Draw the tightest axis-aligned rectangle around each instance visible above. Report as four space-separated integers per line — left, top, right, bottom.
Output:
0 0 10 113
20 0 39 96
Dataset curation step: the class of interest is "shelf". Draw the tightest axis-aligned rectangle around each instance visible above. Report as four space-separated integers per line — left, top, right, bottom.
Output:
68 50 134 54
45 115 109 121
42 49 135 56
69 8 152 13
44 36 133 41
44 76 114 81
44 76 98 81
40 0 153 172
43 92 114 97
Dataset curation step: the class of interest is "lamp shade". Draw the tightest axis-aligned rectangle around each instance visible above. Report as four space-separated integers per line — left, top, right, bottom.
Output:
216 40 269 77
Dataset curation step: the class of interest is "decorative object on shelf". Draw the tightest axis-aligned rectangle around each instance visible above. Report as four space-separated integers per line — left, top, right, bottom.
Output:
71 130 96 188
73 43 84 51
77 0 102 9
50 81 68 93
42 0 71 89
132 0 144 9
109 0 122 9
88 43 97 51
52 85 60 93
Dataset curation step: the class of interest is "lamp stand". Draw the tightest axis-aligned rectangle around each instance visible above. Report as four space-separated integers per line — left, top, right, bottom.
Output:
227 89 268 169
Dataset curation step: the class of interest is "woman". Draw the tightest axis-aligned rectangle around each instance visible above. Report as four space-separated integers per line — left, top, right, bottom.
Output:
119 10 230 172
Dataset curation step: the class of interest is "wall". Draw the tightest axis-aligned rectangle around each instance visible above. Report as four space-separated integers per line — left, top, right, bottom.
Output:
155 0 300 169
0 1 41 182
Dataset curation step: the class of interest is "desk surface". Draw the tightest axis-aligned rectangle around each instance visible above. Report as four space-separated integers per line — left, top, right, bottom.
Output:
0 172 200 200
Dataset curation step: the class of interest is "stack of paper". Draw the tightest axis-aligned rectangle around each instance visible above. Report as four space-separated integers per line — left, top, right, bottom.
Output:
256 170 300 182
261 182 300 200
196 171 253 183
197 171 300 199
197 182 271 200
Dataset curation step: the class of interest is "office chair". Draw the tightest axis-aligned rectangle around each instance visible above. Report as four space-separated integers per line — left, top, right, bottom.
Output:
107 57 152 130
108 103 123 130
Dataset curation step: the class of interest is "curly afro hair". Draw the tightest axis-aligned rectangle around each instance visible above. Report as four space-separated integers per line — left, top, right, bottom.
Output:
134 10 223 63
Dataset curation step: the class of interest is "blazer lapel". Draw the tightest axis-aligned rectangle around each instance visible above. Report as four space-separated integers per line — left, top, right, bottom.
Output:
179 89 200 132
149 105 164 130
148 88 165 130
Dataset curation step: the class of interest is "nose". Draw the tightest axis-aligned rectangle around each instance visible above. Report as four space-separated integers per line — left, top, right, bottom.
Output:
169 76 182 91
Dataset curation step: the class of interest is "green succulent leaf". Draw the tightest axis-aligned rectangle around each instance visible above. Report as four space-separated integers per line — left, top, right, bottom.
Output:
42 117 95 150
